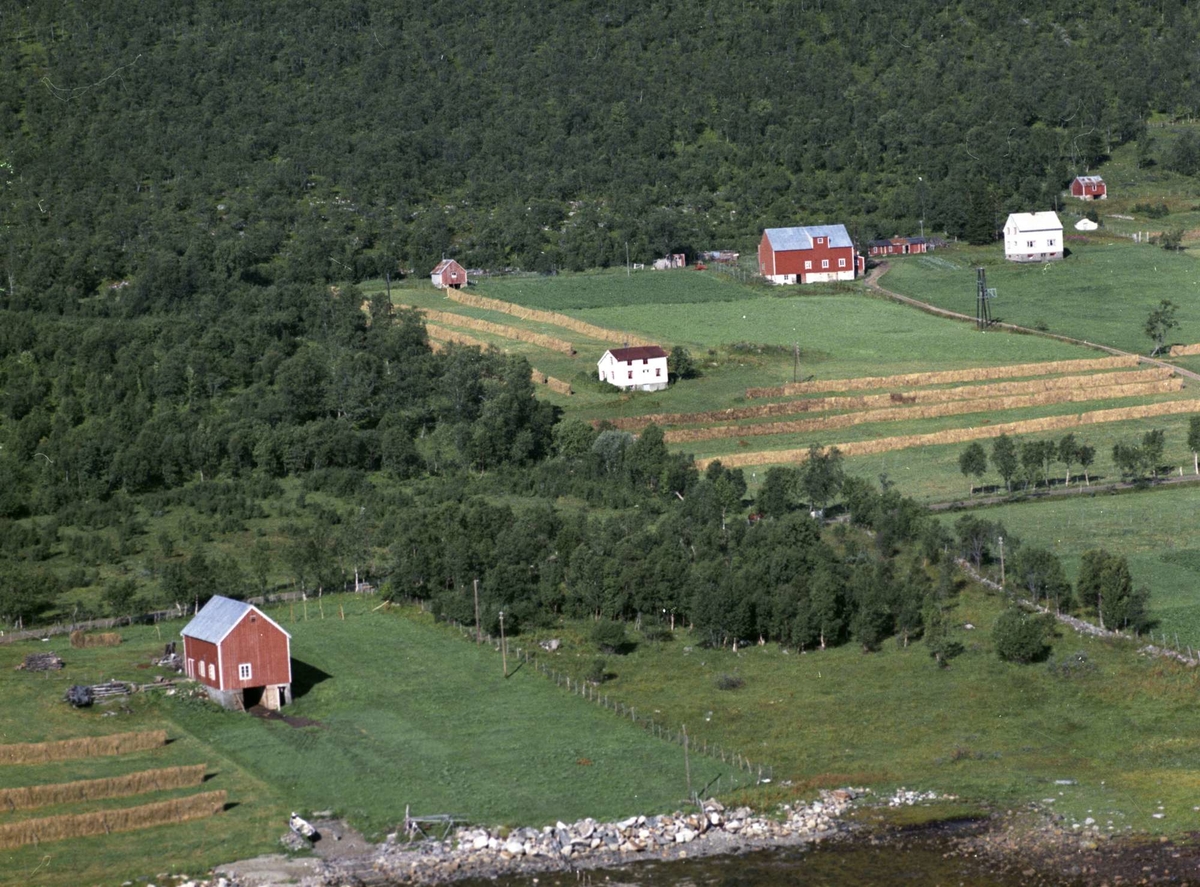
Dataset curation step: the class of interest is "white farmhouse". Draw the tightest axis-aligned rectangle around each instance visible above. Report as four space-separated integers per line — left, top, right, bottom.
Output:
598 346 669 392
1003 211 1063 263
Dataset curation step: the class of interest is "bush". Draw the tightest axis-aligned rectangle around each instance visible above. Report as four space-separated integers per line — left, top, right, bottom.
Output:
992 605 1054 663
714 673 744 690
591 620 629 654
585 658 607 685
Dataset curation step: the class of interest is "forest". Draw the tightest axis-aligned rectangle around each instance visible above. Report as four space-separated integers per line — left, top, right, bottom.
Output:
0 0 1182 648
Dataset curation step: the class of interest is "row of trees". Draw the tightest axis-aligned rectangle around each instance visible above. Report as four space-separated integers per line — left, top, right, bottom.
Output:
958 433 1096 496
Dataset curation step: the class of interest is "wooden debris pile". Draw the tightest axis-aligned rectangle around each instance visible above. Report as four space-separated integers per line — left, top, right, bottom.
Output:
18 653 63 672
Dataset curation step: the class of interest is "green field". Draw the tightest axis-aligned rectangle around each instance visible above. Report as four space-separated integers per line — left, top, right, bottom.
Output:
531 589 1200 838
0 597 695 887
475 268 766 309
880 239 1200 355
946 484 1200 646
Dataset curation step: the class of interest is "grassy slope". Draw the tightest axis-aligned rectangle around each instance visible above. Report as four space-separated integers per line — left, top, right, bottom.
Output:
0 596 694 886
533 590 1200 838
946 484 1200 645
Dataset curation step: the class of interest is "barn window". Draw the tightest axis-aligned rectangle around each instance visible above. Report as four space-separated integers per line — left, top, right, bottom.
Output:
804 261 812 270
208 663 216 680
838 258 846 268
821 259 829 269
239 663 252 681
198 658 204 677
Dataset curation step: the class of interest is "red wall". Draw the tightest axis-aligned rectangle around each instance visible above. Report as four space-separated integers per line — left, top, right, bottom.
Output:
221 612 291 690
761 236 856 281
183 637 220 688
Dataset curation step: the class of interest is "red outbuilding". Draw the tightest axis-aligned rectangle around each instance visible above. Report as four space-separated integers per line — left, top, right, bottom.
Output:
181 595 293 711
431 259 468 289
1070 176 1107 200
758 224 864 285
867 236 931 257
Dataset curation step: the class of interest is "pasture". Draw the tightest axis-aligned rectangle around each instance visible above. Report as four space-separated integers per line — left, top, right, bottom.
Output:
879 239 1200 355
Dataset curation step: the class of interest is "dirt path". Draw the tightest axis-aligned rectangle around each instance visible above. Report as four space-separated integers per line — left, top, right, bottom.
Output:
863 262 1200 383
930 470 1200 512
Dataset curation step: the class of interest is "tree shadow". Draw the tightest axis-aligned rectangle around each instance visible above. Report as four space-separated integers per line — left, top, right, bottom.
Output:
291 658 332 701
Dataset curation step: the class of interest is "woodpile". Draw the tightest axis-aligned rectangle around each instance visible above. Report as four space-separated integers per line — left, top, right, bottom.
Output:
666 379 1184 444
446 289 656 347
0 730 168 765
696 397 1200 470
0 789 226 849
0 765 207 812
17 653 63 672
745 355 1139 399
610 368 1174 431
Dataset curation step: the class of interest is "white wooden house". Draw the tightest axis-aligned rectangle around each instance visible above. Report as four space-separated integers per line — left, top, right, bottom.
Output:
598 346 669 392
1003 212 1063 263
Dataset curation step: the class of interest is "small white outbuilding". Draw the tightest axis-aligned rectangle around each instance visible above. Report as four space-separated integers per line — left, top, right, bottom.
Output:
1003 211 1063 263
598 346 669 392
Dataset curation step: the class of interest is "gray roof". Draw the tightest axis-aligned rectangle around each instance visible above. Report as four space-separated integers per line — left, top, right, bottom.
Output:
764 224 853 251
181 595 290 644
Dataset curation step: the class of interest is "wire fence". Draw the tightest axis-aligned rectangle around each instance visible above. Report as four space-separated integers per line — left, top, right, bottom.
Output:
392 597 774 793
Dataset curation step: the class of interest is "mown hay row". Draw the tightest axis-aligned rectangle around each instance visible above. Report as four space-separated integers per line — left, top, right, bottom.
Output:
531 368 573 395
611 368 1172 430
668 379 1183 443
69 631 121 648
425 324 488 350
0 765 206 812
1169 343 1200 356
695 398 1200 470
446 290 656 347
0 731 167 766
0 789 226 849
409 306 575 354
745 355 1139 399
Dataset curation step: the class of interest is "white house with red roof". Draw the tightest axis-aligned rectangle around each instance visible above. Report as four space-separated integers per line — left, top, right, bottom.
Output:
1003 211 1063 263
598 346 669 391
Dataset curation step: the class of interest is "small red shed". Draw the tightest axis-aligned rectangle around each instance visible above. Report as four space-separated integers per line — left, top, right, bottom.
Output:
431 259 468 289
181 596 292 712
1070 176 1107 200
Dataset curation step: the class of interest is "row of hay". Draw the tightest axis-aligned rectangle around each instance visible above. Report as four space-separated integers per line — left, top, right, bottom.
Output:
0 731 167 766
0 765 206 812
0 790 226 849
1169 343 1200 356
695 397 1200 470
69 630 121 648
745 355 1139 399
446 289 656 347
531 369 573 395
408 306 575 355
426 325 489 351
667 379 1184 443
609 368 1173 430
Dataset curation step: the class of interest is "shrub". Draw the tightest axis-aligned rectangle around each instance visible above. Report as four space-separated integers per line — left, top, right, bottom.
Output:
992 605 1054 663
714 673 744 690
585 658 607 685
591 620 629 654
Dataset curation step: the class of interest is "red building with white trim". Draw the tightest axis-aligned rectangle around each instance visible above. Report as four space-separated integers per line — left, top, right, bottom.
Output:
758 225 864 284
431 259 468 289
181 596 292 711
867 236 930 257
1070 176 1107 200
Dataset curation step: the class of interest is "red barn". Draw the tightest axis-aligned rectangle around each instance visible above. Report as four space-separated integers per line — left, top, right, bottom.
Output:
758 225 864 284
181 596 292 712
1070 176 1107 200
431 259 468 289
867 236 930 257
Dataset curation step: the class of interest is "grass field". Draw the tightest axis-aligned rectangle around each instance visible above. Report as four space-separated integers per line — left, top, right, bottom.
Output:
879 239 1200 355
945 484 1200 646
0 596 695 886
533 591 1200 838
474 268 764 309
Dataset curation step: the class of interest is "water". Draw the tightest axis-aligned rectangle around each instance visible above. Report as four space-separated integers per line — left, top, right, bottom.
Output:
457 826 1084 887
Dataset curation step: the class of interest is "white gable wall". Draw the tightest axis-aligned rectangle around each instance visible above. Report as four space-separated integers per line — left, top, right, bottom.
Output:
1004 212 1063 263
598 352 669 391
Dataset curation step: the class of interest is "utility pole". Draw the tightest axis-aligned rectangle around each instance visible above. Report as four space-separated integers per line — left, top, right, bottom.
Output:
793 342 800 383
998 536 1005 586
626 242 630 278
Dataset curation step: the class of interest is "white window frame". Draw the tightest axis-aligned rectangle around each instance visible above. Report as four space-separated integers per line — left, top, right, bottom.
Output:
821 259 829 269
239 663 252 681
838 258 846 268
208 663 216 681
804 260 812 270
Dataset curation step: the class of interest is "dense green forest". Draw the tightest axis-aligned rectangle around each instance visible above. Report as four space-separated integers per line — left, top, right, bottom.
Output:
0 0 1178 642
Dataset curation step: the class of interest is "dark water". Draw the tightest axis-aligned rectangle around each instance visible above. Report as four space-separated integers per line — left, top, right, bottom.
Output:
458 827 1082 887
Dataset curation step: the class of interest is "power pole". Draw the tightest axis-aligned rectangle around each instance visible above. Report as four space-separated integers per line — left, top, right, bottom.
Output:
975 267 995 329
473 578 481 644
793 342 800 383
498 610 508 677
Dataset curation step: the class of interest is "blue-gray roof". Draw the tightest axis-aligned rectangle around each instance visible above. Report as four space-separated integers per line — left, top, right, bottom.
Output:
764 224 853 251
181 595 290 644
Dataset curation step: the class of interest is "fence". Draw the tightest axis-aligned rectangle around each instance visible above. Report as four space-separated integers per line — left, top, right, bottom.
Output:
395 597 774 792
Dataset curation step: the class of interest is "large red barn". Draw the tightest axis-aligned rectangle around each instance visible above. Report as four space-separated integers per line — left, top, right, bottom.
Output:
758 225 864 284
181 596 293 712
